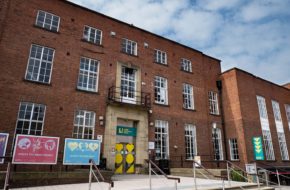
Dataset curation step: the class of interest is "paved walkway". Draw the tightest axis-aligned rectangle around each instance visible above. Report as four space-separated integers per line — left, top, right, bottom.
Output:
11 175 289 190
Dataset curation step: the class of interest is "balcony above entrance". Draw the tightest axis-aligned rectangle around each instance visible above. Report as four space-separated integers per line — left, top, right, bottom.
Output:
108 86 151 109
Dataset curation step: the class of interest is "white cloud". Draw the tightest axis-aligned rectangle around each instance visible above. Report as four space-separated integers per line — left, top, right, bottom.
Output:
68 0 290 85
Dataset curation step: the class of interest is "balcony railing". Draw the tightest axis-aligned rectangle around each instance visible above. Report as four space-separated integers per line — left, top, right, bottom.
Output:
108 86 151 109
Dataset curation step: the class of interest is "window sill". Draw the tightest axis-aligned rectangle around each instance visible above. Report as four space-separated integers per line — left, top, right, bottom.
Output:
183 108 196 112
120 51 138 57
180 69 193 74
209 113 220 116
154 102 170 107
154 61 168 67
33 24 60 34
81 39 104 47
76 88 99 95
230 160 240 162
23 78 51 86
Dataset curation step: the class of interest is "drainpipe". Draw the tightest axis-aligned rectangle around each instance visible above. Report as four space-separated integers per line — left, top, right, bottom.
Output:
216 80 228 161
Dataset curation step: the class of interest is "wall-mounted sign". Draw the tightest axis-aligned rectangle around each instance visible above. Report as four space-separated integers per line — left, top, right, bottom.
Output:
0 133 9 164
252 137 264 160
194 156 201 167
12 135 59 164
97 135 103 142
245 163 257 174
63 138 101 165
116 126 137 137
148 142 155 150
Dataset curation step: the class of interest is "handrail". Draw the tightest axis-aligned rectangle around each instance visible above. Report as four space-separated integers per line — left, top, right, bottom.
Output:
0 156 12 190
257 162 290 180
192 159 227 179
146 159 180 183
89 159 114 190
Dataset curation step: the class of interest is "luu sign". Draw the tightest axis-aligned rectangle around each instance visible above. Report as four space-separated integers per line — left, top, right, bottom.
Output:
116 126 137 137
252 137 264 160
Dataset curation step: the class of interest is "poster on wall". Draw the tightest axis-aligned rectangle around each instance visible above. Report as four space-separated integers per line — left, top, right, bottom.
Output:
12 135 59 164
0 133 9 164
252 137 265 160
63 138 101 165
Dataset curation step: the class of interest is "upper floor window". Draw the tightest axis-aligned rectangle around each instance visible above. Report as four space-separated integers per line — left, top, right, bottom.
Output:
15 102 46 136
155 120 169 159
285 104 290 129
209 91 219 115
154 49 167 65
73 110 95 139
183 83 194 110
83 26 102 45
229 138 239 161
121 38 137 56
272 100 282 121
35 10 60 32
154 76 168 105
257 96 268 119
25 44 55 84
185 124 197 160
181 58 192 72
77 57 99 92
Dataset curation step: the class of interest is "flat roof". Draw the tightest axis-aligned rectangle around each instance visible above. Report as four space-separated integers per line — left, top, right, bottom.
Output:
222 67 290 91
63 0 221 62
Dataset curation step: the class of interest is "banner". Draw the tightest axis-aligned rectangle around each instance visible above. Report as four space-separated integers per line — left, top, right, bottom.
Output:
0 133 9 164
252 137 264 160
12 135 59 164
63 138 101 165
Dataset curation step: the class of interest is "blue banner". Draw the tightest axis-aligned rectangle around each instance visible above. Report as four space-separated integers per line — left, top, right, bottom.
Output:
63 138 101 165
0 133 9 164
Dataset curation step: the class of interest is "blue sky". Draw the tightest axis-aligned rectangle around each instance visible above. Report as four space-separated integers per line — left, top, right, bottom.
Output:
69 0 290 85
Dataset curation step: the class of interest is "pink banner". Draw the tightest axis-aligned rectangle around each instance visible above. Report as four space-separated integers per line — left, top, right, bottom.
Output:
13 135 59 164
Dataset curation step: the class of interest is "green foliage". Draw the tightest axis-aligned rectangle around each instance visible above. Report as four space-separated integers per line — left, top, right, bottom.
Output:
230 169 246 182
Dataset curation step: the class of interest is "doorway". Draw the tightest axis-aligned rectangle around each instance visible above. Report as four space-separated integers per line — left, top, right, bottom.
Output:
115 143 135 174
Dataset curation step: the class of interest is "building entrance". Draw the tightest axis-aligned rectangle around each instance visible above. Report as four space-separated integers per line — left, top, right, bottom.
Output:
114 143 135 174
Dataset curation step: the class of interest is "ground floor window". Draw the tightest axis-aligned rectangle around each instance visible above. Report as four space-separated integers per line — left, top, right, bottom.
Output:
73 110 95 139
15 102 46 136
212 127 223 160
185 124 197 160
229 138 239 160
262 130 275 160
155 120 169 159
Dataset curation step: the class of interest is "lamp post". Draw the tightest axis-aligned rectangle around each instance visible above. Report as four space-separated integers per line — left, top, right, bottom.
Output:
212 122 220 167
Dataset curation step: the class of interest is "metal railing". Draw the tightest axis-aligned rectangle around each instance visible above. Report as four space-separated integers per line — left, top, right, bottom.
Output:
192 159 227 190
0 156 12 190
108 86 151 108
146 159 180 190
89 159 114 190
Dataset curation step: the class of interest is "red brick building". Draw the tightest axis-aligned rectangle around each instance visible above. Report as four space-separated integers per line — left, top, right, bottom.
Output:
221 68 290 181
0 0 224 173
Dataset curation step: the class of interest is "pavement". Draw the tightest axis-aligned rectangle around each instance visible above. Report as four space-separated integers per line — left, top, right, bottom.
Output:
11 175 290 190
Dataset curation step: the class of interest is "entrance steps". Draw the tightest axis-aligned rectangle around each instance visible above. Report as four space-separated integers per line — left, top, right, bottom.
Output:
171 168 227 179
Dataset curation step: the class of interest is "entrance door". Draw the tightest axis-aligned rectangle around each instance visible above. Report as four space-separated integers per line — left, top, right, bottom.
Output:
115 143 135 174
120 67 136 104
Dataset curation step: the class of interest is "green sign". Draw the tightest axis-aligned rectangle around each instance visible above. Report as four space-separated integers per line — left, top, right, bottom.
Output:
116 126 137 137
252 137 264 160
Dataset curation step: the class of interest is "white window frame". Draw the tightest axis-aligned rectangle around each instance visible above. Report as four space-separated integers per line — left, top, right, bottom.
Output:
183 84 194 110
154 49 167 65
35 10 60 32
181 58 192 72
154 76 168 105
229 138 239 161
272 100 289 160
77 57 100 92
285 104 290 130
257 96 268 119
209 91 219 115
212 127 223 160
185 124 197 160
155 120 169 160
15 102 46 136
73 110 95 139
25 44 55 84
121 38 137 56
83 25 102 45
